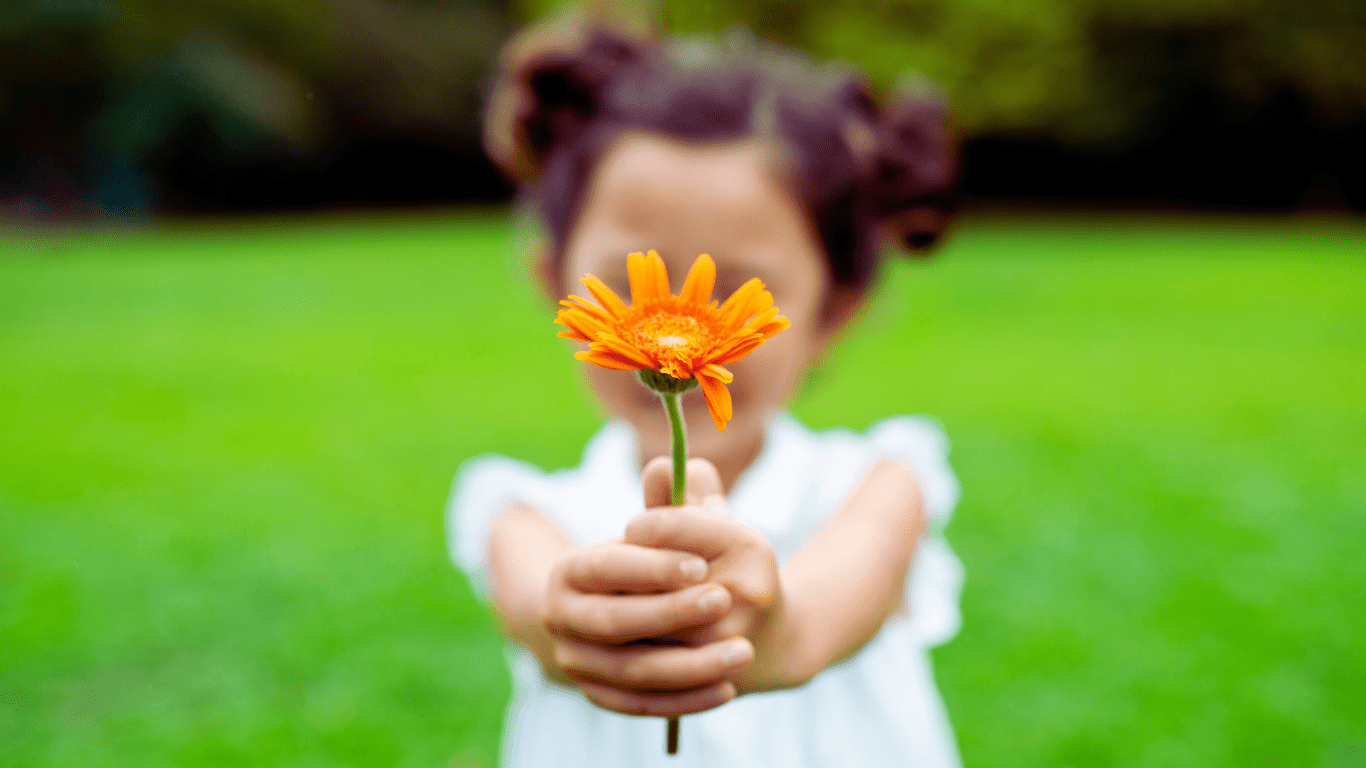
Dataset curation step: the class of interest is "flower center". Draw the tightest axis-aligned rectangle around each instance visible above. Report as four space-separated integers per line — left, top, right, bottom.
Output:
630 311 714 378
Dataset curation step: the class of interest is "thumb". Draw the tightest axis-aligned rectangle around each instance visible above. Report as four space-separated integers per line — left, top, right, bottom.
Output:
683 458 724 507
641 456 726 508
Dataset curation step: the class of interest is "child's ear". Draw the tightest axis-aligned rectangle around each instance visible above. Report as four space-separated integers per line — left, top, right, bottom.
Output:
533 243 564 305
813 283 868 356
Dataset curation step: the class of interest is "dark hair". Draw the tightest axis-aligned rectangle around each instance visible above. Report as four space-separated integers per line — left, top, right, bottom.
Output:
484 18 958 292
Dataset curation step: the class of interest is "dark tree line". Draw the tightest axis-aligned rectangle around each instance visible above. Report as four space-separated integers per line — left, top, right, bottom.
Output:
2 0 1362 217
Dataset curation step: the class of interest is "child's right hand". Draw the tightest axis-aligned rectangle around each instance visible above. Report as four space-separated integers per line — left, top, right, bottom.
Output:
539 538 757 717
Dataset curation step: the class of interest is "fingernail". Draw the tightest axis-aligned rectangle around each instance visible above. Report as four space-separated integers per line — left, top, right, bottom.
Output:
679 558 706 582
720 639 750 667
697 587 727 613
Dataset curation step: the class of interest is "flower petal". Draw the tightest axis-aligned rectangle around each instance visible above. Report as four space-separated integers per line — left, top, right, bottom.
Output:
660 357 693 380
705 330 763 365
679 254 715 306
580 275 630 319
593 333 657 369
552 316 594 341
564 295 613 321
646 250 672 299
743 306 791 339
555 305 610 341
744 306 779 330
697 373 733 431
628 250 671 306
750 314 791 339
575 349 643 370
701 363 733 383
717 278 774 333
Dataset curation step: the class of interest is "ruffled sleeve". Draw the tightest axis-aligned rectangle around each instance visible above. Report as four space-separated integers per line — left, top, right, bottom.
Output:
446 454 552 604
867 415 960 531
866 416 965 647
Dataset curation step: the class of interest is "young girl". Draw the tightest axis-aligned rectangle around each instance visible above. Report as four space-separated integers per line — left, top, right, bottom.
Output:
450 16 963 767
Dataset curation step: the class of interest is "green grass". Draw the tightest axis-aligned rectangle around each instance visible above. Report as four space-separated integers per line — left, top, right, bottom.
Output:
1 211 1363 766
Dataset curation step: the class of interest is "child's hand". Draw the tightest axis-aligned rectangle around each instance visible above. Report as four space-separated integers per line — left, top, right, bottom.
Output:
624 458 801 696
538 535 758 717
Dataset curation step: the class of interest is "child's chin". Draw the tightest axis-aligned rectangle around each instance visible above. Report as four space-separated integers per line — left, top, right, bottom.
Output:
628 381 710 407
679 387 716 415
621 380 743 432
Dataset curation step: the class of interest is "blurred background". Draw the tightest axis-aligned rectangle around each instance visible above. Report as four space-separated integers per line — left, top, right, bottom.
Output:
2 1 1363 766
3 0 1364 216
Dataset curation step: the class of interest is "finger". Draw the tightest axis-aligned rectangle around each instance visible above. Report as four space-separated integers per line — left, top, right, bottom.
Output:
643 456 673 509
683 458 724 506
625 506 756 560
642 456 726 508
653 610 755 648
579 680 737 718
548 583 731 643
564 544 708 594
556 636 754 691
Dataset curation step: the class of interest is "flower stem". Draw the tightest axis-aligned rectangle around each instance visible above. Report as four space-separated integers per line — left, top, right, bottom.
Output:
661 391 686 755
662 392 687 507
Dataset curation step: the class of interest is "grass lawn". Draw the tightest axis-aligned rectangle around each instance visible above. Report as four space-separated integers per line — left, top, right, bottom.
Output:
1 211 1363 766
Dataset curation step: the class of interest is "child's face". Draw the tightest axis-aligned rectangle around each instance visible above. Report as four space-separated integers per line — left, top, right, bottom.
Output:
554 132 854 466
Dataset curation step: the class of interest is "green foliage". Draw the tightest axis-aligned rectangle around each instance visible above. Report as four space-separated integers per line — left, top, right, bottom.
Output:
518 0 1366 139
4 0 1359 207
0 0 332 150
0 0 507 180
2 212 1364 764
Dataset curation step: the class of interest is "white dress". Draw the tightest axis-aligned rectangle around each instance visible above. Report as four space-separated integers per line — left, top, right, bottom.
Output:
448 412 966 768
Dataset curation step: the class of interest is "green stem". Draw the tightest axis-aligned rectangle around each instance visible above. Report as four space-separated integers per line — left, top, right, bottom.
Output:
662 392 687 507
660 391 687 756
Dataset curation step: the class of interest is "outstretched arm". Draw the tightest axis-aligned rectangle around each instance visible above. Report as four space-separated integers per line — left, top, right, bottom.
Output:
780 459 925 683
487 503 574 683
483 455 924 714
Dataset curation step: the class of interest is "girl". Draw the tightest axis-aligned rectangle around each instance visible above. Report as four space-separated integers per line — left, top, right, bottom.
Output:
450 15 963 767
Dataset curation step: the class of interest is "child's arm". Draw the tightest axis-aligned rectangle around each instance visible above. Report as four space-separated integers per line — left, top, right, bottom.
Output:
775 458 925 683
624 457 924 694
486 503 757 716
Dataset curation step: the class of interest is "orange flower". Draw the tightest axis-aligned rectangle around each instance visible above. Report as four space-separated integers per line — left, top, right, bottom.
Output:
555 250 790 431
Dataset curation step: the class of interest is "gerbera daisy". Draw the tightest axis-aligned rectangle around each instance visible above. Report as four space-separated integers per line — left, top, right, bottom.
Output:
555 250 790 431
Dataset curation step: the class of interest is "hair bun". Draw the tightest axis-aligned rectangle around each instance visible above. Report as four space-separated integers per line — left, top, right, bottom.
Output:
872 89 959 253
484 17 652 182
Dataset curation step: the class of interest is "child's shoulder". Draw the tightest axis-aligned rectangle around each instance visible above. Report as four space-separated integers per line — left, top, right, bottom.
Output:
452 419 636 497
448 422 641 597
784 413 959 529
800 413 952 457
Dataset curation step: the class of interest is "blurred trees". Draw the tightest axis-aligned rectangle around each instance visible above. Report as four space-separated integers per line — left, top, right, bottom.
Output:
1 0 1362 215
519 0 1366 206
552 0 1366 143
0 0 509 215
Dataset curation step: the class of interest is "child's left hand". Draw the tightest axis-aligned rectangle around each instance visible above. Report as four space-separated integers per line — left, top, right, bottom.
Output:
624 457 803 696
